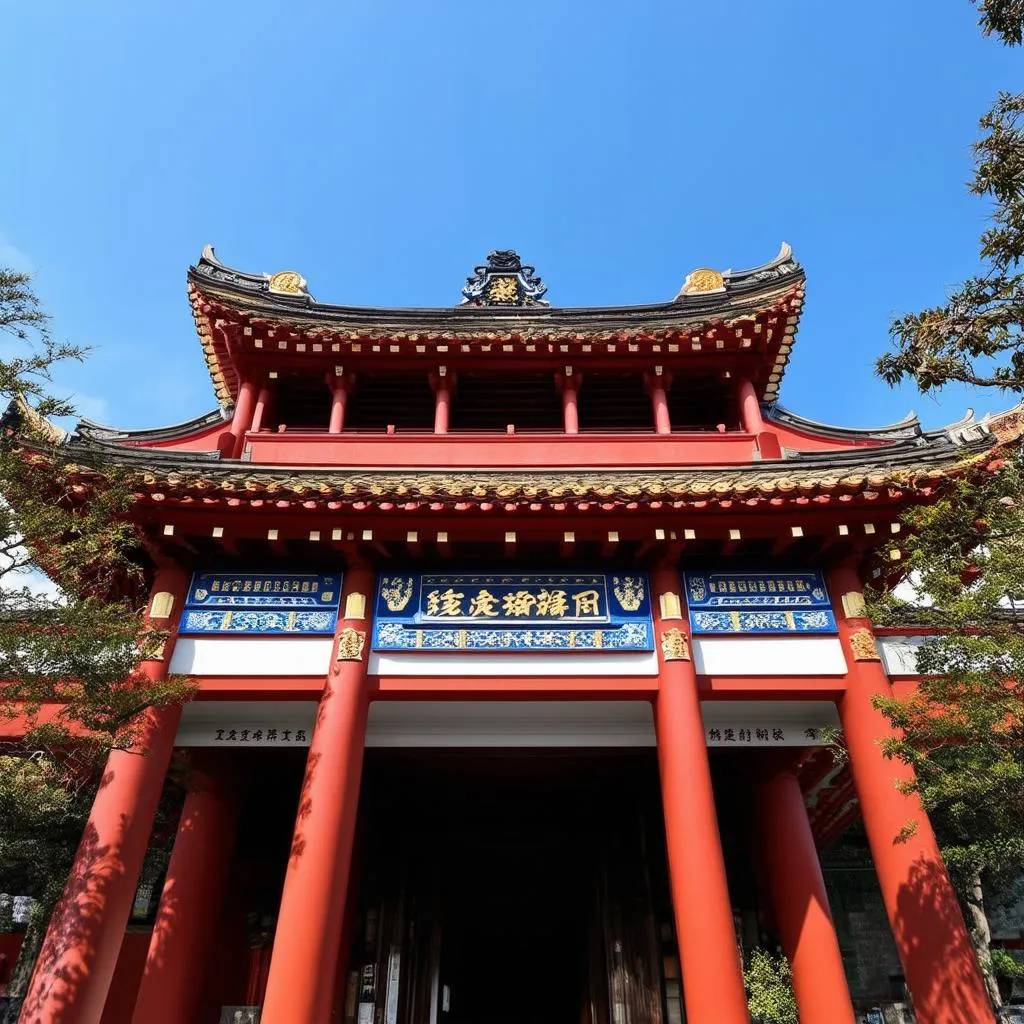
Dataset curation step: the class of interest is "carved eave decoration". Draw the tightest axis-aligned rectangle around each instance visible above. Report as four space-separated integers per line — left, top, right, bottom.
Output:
460 250 549 307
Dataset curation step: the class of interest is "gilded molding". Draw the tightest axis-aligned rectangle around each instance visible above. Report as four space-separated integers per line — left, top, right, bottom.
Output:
680 267 726 295
659 592 683 621
267 270 307 296
841 590 867 619
343 593 368 620
848 628 880 661
149 592 175 620
336 628 367 661
660 627 691 661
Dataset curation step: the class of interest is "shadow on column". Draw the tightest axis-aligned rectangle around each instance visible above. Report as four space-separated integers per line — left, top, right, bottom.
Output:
894 855 991 1023
18 795 118 1021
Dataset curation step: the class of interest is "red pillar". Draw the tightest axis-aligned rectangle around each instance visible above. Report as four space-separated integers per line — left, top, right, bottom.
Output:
251 383 271 434
433 372 451 434
755 770 856 1024
557 370 580 434
736 378 764 434
229 377 258 458
829 564 995 1024
328 374 349 434
647 372 672 434
19 568 191 1024
130 752 241 1024
261 567 374 1024
652 567 749 1024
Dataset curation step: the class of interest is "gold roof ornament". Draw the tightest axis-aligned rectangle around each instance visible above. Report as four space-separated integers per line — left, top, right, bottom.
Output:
267 270 308 296
679 267 726 296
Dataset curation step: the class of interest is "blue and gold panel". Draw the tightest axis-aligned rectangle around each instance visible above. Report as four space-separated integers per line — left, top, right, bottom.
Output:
373 572 653 652
684 569 836 635
181 571 343 635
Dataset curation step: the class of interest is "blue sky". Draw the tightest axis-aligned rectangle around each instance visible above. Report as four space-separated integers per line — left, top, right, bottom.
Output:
1 2 1020 431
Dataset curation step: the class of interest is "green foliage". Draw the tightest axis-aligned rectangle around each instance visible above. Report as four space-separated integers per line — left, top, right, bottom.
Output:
991 947 1024 978
879 4 1024 392
0 269 192 917
878 91 1024 395
868 458 1024 882
744 948 798 1024
974 0 1024 44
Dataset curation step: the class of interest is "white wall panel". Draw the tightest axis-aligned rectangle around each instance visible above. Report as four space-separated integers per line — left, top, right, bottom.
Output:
878 635 927 676
176 699 839 749
692 636 847 676
367 650 659 677
168 637 334 676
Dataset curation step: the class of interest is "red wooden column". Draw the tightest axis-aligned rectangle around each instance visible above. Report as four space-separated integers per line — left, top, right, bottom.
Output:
432 368 452 434
251 381 272 434
756 770 856 1024
828 563 994 1024
646 370 672 434
261 566 375 1024
736 378 764 433
19 568 191 1024
229 377 259 458
130 752 242 1024
328 370 351 434
651 567 750 1024
556 368 581 434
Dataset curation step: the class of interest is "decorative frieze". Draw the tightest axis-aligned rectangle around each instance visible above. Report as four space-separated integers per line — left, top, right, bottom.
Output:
372 572 653 653
336 628 367 661
848 628 881 662
660 628 691 661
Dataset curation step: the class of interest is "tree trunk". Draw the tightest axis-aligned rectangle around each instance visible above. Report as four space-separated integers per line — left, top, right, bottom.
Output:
964 866 1003 1010
1 886 60 1024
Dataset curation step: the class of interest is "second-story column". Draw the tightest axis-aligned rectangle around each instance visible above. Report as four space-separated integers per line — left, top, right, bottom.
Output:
19 567 191 1024
260 566 375 1024
556 367 581 434
828 563 994 1024
328 369 351 434
646 369 672 435
736 378 764 434
229 377 259 459
431 367 452 434
652 566 750 1024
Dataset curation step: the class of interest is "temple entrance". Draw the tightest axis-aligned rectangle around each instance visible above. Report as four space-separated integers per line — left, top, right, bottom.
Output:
436 816 592 1024
346 751 679 1024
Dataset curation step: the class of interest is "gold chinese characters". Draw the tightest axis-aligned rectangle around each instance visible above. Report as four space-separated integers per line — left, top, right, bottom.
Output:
424 587 602 620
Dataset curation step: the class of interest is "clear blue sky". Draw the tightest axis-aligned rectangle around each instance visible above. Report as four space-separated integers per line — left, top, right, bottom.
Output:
1 2 1020 431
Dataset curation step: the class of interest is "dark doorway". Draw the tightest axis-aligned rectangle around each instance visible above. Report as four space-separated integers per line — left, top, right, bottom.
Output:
346 751 674 1024
438 812 592 1024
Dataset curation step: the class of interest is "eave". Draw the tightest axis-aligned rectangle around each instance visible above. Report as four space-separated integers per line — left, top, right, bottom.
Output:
188 244 805 407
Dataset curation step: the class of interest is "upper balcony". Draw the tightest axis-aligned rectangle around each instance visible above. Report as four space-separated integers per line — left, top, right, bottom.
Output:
242 426 768 469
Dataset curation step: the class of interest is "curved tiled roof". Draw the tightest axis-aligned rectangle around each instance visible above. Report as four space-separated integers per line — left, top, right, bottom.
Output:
188 244 805 406
49 403 1020 513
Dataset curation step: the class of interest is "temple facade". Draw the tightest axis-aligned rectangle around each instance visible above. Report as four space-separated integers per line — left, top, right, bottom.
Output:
7 246 1024 1024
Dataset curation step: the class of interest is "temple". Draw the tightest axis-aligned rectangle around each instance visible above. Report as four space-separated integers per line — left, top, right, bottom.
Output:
6 245 1024 1024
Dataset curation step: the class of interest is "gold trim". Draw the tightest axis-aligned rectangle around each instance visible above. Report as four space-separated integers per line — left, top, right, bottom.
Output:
660 628 691 661
659 592 683 620
681 268 726 295
848 628 880 661
267 270 306 295
343 593 367 620
336 628 366 661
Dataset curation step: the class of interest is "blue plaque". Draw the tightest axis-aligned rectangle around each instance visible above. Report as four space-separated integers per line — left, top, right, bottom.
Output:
373 572 653 652
181 571 343 635
683 569 837 635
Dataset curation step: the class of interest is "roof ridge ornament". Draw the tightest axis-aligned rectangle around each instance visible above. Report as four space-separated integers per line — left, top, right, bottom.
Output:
460 250 549 307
